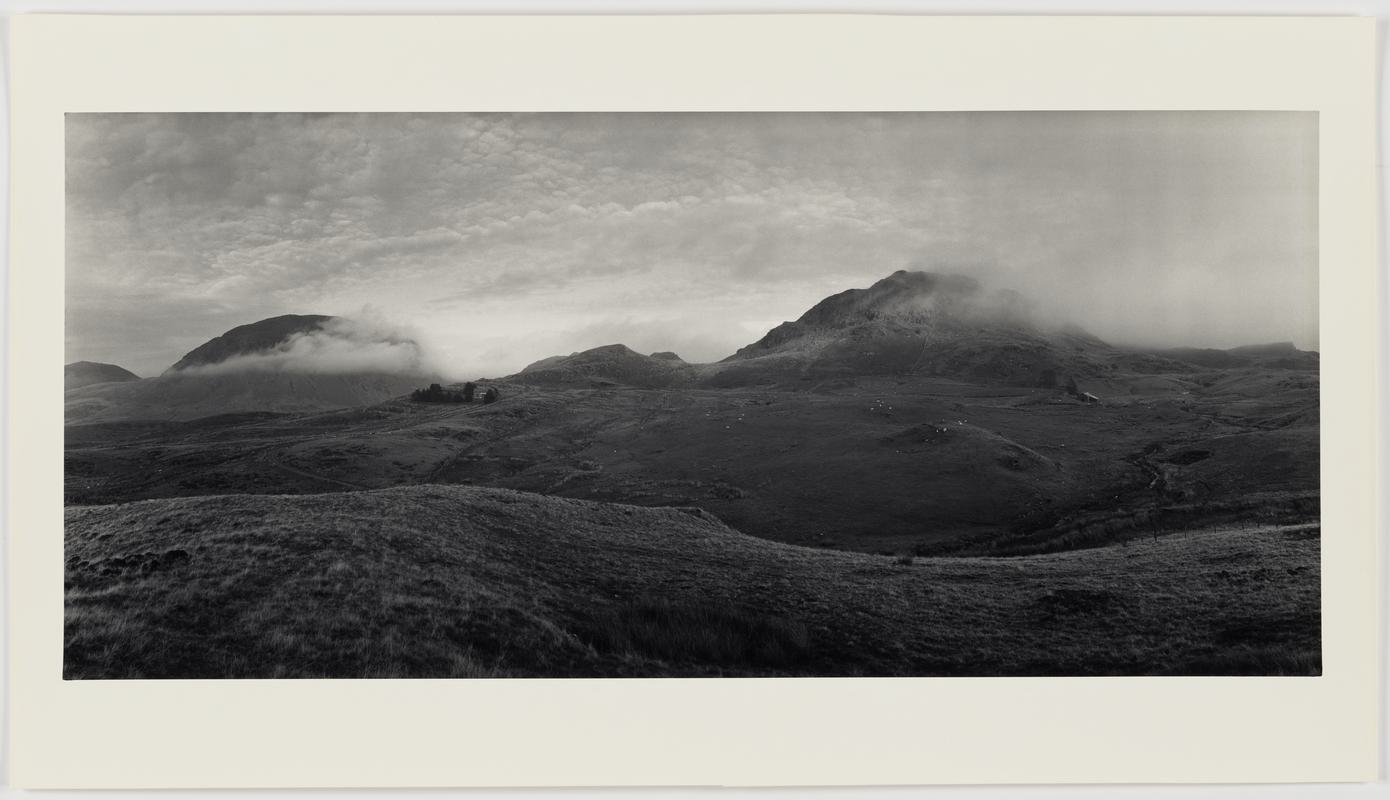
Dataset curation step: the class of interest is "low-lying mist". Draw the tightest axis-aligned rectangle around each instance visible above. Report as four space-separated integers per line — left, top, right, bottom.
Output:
165 260 1317 388
943 262 1319 354
177 314 439 378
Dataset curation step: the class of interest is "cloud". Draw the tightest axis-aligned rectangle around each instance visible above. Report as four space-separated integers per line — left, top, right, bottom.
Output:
66 111 1319 375
176 312 437 377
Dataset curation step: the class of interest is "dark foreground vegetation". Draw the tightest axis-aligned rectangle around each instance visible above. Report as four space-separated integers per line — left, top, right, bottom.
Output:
64 486 1319 678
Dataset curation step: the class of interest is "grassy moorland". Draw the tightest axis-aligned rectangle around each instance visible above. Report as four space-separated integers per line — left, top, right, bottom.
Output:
62 274 1322 678
64 364 1319 556
65 485 1319 679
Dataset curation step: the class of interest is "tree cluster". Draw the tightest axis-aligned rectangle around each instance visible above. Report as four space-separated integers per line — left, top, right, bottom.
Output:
411 382 479 404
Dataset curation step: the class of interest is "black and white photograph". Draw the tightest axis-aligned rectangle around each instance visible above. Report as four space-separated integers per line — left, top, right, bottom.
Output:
62 110 1321 679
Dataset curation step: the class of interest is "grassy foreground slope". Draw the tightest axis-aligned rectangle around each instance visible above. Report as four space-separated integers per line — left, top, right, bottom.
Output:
66 486 1318 678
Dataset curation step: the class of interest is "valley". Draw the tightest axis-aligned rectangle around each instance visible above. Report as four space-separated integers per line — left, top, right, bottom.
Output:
61 270 1323 677
65 367 1318 557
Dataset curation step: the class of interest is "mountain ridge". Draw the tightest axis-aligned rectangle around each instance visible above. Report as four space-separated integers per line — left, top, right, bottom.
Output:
496 271 1317 392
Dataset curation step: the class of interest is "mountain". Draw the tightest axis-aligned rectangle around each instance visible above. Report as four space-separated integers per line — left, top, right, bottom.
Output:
710 270 1114 388
513 344 696 389
61 273 1321 679
67 314 433 423
65 361 141 391
505 272 1317 394
166 314 334 373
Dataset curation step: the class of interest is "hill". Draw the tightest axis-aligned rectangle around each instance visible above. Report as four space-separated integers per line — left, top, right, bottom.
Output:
61 272 1320 553
64 363 1319 556
166 314 335 373
64 485 1319 678
706 271 1116 389
513 344 696 389
65 370 424 423
67 314 436 422
1141 342 1320 371
64 361 140 390
60 270 1322 679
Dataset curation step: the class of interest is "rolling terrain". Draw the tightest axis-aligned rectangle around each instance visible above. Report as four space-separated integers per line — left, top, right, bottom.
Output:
65 485 1318 678
64 365 1319 555
65 371 428 423
62 270 1322 677
66 314 435 422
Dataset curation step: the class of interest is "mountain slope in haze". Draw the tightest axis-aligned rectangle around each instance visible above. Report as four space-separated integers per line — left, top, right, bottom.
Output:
496 271 1318 393
68 314 434 423
504 272 1119 391
166 314 335 373
513 344 696 389
64 485 1319 678
1142 342 1320 372
65 361 141 391
706 270 1116 389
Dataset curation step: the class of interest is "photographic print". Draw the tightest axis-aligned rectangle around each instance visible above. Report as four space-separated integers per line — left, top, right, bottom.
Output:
63 110 1320 679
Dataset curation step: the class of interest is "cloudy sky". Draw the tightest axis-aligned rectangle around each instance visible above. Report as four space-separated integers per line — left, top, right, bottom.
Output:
66 111 1317 378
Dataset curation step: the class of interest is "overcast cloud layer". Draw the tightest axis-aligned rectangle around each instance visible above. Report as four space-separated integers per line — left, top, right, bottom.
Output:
67 112 1317 378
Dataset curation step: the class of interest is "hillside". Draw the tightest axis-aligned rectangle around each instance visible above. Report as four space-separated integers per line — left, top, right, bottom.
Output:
513 344 696 389
166 314 335 372
1142 342 1320 371
687 270 1318 392
61 272 1320 555
64 485 1319 678
68 313 436 423
65 363 1319 554
65 361 141 390
65 370 424 423
710 271 1117 389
